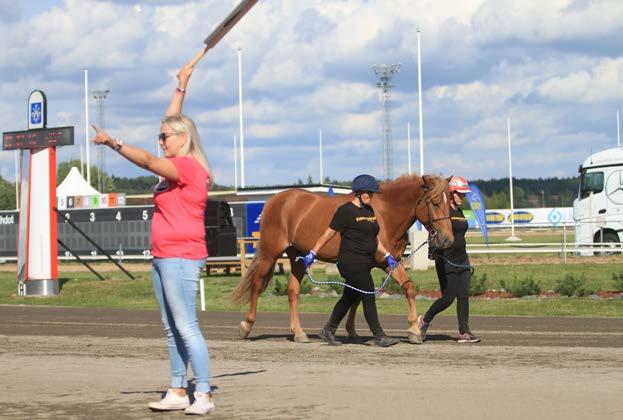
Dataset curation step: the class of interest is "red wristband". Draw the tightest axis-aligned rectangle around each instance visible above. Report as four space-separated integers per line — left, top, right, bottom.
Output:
176 87 186 94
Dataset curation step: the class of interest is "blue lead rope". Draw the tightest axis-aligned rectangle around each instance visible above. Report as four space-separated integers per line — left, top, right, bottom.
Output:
296 237 432 295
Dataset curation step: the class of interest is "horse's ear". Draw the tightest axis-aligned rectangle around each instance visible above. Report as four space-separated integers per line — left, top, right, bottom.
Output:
422 175 430 191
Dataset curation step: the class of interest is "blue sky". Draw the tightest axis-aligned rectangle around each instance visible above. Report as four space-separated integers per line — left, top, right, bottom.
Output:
1 0 622 187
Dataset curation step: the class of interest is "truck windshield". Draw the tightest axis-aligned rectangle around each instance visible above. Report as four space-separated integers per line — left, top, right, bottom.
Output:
579 171 604 199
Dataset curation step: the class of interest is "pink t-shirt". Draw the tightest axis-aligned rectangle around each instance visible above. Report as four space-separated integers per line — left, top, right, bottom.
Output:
151 156 209 259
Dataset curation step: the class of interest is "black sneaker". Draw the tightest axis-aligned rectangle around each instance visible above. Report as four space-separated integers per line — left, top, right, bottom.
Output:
457 332 481 343
374 334 400 347
319 326 342 346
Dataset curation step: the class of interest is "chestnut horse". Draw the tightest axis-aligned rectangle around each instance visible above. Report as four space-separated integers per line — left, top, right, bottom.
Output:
232 174 454 344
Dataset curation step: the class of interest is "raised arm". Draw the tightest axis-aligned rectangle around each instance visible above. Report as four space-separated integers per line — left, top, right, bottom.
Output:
91 124 179 182
164 63 194 116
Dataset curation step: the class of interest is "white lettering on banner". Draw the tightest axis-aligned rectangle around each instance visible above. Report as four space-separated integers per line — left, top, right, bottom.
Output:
0 215 15 225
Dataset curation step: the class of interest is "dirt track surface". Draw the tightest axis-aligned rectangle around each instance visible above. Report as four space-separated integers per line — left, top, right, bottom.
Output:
1 306 622 420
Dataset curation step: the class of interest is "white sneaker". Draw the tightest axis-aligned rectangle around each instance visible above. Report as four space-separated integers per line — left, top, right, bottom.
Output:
148 389 190 411
184 392 215 415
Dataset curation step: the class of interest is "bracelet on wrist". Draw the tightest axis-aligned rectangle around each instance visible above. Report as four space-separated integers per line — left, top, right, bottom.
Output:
112 139 123 151
176 87 186 94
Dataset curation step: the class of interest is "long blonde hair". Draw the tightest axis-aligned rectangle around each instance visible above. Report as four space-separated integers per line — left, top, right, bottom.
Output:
162 114 213 185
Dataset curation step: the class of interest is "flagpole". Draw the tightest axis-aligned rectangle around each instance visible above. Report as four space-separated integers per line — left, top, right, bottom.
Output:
319 128 324 183
234 134 238 190
238 47 246 188
14 150 19 210
417 29 424 175
84 68 91 186
407 122 412 174
617 109 620 147
506 116 520 241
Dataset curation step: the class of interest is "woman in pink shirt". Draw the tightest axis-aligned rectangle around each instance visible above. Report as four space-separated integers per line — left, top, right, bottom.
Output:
92 63 214 415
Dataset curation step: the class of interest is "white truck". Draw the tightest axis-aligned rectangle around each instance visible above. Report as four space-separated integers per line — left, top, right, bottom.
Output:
573 147 623 253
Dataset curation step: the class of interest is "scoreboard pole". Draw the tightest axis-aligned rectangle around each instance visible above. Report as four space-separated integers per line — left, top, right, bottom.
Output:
22 90 58 295
2 90 74 296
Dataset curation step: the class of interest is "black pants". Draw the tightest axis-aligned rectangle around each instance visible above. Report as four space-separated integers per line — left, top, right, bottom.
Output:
325 262 383 336
424 258 471 333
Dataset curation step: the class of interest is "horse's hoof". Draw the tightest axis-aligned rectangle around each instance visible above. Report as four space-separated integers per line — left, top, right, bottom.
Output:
408 331 423 344
293 333 310 343
239 321 252 339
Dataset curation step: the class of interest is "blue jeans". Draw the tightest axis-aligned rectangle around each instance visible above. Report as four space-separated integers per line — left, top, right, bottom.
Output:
152 257 211 393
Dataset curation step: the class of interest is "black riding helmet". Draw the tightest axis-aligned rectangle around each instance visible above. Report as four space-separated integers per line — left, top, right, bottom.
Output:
351 174 380 193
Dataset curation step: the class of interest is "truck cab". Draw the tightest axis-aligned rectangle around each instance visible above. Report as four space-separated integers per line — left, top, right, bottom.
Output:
573 147 623 252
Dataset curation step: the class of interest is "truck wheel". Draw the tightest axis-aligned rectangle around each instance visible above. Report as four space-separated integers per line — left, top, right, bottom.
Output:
596 232 619 256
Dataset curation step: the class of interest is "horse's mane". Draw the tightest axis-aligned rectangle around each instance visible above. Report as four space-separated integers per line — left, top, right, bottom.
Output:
380 174 447 200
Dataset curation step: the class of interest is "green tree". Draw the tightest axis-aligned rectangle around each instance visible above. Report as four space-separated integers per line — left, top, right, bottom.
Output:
56 159 115 193
0 176 16 210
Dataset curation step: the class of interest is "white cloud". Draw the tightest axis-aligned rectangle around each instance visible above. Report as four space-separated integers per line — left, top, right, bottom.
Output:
1 0 622 187
537 58 623 103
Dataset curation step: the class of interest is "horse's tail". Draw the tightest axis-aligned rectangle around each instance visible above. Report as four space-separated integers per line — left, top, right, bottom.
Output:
231 245 276 305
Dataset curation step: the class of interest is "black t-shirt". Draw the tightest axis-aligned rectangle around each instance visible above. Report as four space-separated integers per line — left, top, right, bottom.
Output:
438 207 469 269
329 202 380 264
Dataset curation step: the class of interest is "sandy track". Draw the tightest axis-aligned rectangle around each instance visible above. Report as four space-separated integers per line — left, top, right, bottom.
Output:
1 306 622 420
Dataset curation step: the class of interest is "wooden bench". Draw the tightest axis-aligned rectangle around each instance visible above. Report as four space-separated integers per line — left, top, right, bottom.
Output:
204 238 289 276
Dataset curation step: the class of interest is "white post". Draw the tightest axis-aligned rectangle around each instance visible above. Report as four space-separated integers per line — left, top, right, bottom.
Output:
234 135 238 190
238 47 246 188
506 116 520 241
199 277 206 312
319 128 324 183
407 122 412 174
84 68 91 186
80 144 85 176
14 150 19 210
617 109 620 147
417 30 425 175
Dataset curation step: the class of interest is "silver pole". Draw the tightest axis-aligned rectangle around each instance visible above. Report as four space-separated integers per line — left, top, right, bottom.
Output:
84 68 91 186
79 144 84 176
14 150 19 210
234 135 238 190
238 47 246 188
507 116 518 240
407 122 412 174
417 30 424 175
617 109 620 147
319 128 324 183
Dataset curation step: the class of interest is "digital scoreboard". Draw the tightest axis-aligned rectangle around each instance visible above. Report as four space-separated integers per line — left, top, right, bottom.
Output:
2 126 74 150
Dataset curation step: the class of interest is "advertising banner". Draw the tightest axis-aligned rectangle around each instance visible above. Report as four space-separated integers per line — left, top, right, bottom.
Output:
466 184 488 242
245 202 264 253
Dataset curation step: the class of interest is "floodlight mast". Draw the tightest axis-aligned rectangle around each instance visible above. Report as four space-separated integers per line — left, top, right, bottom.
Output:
373 63 400 180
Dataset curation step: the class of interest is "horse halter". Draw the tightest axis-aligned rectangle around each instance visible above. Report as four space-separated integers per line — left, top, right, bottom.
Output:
415 179 451 238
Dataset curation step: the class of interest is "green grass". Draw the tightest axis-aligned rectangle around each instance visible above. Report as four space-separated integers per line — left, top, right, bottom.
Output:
0 263 621 317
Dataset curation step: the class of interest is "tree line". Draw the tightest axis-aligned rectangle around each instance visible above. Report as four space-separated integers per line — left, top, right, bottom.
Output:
0 161 579 210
